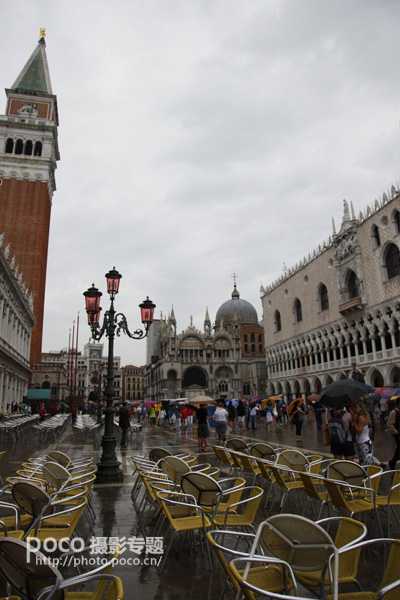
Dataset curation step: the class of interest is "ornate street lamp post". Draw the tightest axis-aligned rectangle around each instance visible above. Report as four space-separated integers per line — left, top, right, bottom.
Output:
83 268 155 483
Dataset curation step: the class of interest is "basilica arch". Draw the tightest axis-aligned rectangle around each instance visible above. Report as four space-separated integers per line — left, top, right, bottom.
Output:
182 366 208 391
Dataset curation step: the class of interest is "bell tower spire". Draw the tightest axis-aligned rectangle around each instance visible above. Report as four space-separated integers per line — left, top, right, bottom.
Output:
0 33 60 365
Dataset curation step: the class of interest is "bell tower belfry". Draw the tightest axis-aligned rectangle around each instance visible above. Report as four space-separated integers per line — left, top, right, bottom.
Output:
0 31 60 365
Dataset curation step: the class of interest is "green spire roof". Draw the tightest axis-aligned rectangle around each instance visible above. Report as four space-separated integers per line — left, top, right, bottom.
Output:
11 38 53 95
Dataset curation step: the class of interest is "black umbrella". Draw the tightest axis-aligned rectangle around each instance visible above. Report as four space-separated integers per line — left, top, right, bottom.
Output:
320 378 374 409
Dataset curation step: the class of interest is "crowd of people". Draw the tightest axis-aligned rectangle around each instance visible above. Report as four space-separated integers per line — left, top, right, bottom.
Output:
115 390 400 469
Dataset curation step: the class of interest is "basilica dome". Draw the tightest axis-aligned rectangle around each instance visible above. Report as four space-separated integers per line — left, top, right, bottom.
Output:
215 285 259 325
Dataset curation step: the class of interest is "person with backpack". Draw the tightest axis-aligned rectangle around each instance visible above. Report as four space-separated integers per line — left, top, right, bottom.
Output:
328 409 346 458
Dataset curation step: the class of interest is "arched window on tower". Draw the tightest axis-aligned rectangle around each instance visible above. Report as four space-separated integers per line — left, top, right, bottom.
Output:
318 283 329 311
5 138 14 154
34 141 42 157
274 310 281 332
384 243 400 280
371 224 381 248
346 270 360 299
15 139 23 155
294 298 303 322
24 140 33 156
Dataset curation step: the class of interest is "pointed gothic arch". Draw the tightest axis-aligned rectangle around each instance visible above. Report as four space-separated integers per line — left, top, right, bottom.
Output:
346 270 360 299
383 242 400 280
274 309 282 332
318 283 329 311
389 366 400 387
293 298 303 323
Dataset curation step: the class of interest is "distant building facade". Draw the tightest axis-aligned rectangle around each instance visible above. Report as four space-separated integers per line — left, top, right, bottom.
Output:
31 350 68 403
0 234 34 412
77 342 121 404
144 285 267 402
121 365 144 401
32 342 122 406
0 34 60 365
261 189 400 396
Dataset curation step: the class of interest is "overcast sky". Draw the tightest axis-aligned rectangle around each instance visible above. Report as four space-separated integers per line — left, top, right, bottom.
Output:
1 1 400 365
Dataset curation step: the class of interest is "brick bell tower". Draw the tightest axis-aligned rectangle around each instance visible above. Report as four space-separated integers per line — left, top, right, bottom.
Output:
0 30 60 366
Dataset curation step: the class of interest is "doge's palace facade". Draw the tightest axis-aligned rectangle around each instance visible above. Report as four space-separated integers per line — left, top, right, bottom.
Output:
261 188 400 397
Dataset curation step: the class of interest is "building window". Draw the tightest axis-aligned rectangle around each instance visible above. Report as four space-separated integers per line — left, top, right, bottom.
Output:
244 334 248 342
24 140 33 156
5 138 13 153
371 224 381 247
384 243 400 279
34 141 42 156
346 270 360 299
274 310 282 332
15 139 23 155
319 283 329 311
294 298 302 322
244 344 248 353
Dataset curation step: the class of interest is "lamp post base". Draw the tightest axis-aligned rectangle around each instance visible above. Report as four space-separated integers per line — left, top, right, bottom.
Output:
95 432 124 484
95 461 124 484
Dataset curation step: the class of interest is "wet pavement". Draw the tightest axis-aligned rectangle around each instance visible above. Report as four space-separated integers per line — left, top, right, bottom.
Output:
0 413 397 599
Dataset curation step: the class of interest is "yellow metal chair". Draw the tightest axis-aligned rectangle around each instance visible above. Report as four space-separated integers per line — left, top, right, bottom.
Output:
180 471 245 516
0 537 123 600
269 464 305 510
226 437 248 452
212 485 264 530
213 445 235 471
297 516 367 592
207 529 295 600
371 469 400 536
299 471 329 519
327 538 400 600
327 460 370 488
247 513 340 599
324 476 381 520
231 452 261 484
158 490 213 569
229 556 300 600
159 455 218 487
249 442 279 461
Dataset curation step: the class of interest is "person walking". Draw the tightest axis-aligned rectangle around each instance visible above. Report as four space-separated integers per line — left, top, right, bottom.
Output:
387 398 400 470
149 405 156 426
313 399 323 431
118 401 131 448
249 402 257 431
350 402 376 465
214 402 228 443
194 404 209 452
186 405 194 432
237 400 246 431
227 400 236 434
265 401 274 433
291 398 305 437
341 408 355 459
327 409 346 458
